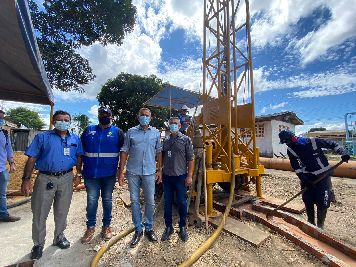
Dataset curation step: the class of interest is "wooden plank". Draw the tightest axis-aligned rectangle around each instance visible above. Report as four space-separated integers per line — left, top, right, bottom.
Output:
119 191 131 207
260 197 305 214
210 216 269 247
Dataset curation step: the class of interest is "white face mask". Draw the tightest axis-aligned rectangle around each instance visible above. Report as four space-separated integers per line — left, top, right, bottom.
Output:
54 121 71 131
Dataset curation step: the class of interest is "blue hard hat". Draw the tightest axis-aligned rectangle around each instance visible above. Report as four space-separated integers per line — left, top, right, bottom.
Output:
279 130 295 144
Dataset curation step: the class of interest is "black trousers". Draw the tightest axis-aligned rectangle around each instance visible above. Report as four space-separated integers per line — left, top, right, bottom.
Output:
305 202 328 229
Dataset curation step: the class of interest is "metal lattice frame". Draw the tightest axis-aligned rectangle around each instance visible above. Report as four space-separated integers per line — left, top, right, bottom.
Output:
202 0 257 171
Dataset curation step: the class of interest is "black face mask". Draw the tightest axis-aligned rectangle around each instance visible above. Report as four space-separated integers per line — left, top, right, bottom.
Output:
99 117 111 126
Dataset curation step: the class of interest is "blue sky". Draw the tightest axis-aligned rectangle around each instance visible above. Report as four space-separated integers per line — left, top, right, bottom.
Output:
2 0 356 134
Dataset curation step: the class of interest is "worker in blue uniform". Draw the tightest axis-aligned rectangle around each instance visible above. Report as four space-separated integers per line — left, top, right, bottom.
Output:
77 107 124 243
279 130 350 229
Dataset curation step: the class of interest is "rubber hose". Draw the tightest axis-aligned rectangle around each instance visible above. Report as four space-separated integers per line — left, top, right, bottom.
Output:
7 197 31 209
90 227 134 267
178 160 236 267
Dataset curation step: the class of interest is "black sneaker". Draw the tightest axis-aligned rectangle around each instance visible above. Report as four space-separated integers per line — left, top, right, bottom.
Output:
31 245 43 260
161 226 174 241
179 227 188 242
53 234 70 249
0 215 21 222
144 229 158 242
130 231 143 248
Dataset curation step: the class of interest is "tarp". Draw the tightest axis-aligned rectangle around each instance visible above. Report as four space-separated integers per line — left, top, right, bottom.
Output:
0 0 53 105
145 85 206 110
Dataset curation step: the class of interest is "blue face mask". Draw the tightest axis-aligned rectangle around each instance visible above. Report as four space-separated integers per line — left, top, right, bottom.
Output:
54 121 71 131
0 118 4 127
169 124 179 133
139 116 150 126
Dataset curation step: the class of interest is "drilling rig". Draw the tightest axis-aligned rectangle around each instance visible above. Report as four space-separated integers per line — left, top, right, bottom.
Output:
192 0 264 218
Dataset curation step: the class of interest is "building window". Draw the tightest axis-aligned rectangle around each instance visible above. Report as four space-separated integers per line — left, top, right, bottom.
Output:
279 125 290 132
256 124 264 137
240 124 264 138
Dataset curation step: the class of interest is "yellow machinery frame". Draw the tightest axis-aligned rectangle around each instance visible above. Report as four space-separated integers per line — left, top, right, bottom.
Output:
194 0 264 217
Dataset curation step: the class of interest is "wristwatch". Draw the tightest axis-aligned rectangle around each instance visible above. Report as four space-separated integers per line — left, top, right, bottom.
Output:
22 176 30 180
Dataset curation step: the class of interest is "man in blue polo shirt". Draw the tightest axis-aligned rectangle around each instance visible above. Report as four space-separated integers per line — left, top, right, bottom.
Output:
77 107 124 243
21 110 83 260
119 107 162 248
0 109 20 222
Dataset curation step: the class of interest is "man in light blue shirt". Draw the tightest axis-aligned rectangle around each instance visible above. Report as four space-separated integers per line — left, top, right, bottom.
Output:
119 107 162 248
0 110 20 222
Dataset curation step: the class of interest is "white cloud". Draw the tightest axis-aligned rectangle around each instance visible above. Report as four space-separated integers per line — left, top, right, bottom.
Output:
260 101 288 114
293 1 356 64
253 67 356 98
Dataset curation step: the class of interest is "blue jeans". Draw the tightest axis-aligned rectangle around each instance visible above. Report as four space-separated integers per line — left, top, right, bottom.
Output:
126 172 156 232
163 174 187 228
84 176 116 228
0 171 9 218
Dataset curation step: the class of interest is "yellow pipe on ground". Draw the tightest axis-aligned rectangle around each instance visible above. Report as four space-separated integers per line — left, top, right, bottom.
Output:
90 227 134 267
179 160 236 267
260 157 356 179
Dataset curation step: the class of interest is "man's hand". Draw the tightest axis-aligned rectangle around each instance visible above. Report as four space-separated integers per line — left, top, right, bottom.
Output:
297 173 313 188
118 172 125 186
185 175 192 187
73 174 82 188
21 180 32 197
156 170 162 184
341 154 350 163
9 163 16 173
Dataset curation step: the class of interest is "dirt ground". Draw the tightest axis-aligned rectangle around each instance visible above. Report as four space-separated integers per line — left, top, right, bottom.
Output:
3 152 356 267
98 171 356 267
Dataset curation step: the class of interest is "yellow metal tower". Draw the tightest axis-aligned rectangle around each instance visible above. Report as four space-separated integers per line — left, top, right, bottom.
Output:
195 0 264 217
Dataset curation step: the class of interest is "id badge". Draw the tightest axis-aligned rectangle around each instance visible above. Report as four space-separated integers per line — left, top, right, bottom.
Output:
168 151 172 158
64 147 70 156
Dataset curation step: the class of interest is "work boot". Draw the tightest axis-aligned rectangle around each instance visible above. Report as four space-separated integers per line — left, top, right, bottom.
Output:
30 245 43 260
179 227 188 242
81 227 95 244
53 233 70 249
0 214 21 222
161 226 174 241
144 230 158 242
101 226 113 241
130 231 143 248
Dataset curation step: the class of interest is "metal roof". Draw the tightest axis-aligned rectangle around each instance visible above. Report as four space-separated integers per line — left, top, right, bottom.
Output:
0 0 53 105
144 85 207 110
256 111 304 125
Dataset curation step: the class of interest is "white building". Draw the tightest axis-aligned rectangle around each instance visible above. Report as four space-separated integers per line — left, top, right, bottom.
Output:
255 112 303 158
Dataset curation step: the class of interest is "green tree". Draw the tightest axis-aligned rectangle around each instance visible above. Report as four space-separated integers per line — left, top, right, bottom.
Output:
97 73 170 131
309 127 326 132
7 107 45 130
29 0 136 92
73 114 91 134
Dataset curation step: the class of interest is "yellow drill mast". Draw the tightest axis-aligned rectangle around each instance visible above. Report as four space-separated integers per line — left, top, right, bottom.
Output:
195 0 264 217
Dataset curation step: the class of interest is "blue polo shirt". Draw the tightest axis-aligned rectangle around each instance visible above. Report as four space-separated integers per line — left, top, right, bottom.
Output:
25 130 83 172
121 125 162 175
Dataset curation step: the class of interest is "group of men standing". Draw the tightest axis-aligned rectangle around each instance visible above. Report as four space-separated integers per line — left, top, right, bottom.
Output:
0 105 351 261
1 106 193 260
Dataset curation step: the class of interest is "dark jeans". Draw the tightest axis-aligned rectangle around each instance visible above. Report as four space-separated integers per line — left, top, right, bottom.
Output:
163 174 187 228
84 176 116 228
